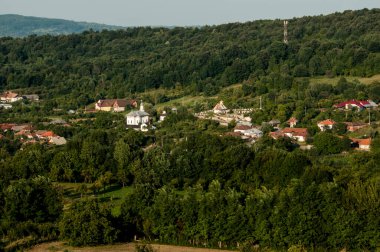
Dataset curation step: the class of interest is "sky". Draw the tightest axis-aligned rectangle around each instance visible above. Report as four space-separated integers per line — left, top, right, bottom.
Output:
1 0 379 26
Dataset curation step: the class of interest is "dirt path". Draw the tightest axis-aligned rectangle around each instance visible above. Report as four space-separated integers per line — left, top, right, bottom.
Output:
28 242 234 252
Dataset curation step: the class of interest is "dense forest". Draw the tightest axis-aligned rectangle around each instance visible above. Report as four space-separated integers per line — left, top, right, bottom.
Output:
0 8 380 252
0 14 122 37
0 9 379 107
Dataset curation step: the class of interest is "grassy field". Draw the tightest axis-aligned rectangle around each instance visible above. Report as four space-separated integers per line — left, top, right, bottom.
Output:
154 95 210 110
305 74 380 86
55 182 133 216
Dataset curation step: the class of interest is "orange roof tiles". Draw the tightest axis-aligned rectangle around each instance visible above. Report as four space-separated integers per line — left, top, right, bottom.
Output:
351 138 372 146
40 131 56 137
282 127 308 137
318 119 336 125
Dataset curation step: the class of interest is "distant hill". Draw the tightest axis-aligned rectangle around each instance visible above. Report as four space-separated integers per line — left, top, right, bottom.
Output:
0 14 124 37
0 9 379 100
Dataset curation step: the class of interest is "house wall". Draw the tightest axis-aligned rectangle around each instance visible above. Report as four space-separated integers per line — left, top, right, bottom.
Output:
318 124 333 131
359 144 370 151
113 106 125 112
97 106 112 112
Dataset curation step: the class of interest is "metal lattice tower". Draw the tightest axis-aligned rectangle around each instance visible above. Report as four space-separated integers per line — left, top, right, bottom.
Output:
283 20 288 44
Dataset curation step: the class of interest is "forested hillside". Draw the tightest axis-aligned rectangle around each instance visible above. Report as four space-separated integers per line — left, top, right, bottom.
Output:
0 14 122 37
0 9 379 104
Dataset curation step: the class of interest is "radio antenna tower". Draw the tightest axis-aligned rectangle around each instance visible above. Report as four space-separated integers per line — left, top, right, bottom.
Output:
283 20 288 44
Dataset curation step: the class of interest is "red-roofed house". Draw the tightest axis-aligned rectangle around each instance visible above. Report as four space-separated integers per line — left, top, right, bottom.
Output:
334 100 377 110
344 122 368 132
282 128 308 142
317 119 336 131
234 125 252 133
95 99 128 112
40 131 56 138
35 130 56 140
351 138 372 151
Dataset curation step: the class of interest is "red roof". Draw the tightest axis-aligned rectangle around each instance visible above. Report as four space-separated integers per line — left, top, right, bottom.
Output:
282 127 308 137
0 123 17 130
129 100 138 107
318 119 336 126
1 91 19 99
97 99 128 108
41 131 56 137
344 122 367 127
351 138 372 146
234 125 252 131
334 100 371 109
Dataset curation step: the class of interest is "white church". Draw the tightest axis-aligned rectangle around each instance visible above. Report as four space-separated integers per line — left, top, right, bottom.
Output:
125 101 150 131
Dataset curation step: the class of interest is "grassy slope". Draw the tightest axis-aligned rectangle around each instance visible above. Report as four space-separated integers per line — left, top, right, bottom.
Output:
305 74 380 86
56 182 133 216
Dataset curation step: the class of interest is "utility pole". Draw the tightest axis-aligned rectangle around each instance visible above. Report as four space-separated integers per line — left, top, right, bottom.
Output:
369 109 371 125
259 96 263 110
283 20 289 44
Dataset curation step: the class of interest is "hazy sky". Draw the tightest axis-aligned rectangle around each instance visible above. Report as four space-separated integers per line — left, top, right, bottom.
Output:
1 0 379 26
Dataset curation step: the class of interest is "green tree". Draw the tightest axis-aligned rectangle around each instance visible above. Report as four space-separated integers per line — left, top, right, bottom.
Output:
114 139 132 187
313 132 351 155
59 199 119 246
4 176 62 223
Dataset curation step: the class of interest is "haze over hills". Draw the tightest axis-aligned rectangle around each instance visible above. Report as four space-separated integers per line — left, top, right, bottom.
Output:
0 14 124 37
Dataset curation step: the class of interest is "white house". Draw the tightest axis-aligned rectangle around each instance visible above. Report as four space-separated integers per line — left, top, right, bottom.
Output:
317 119 336 131
126 101 150 131
0 91 23 103
351 138 371 151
